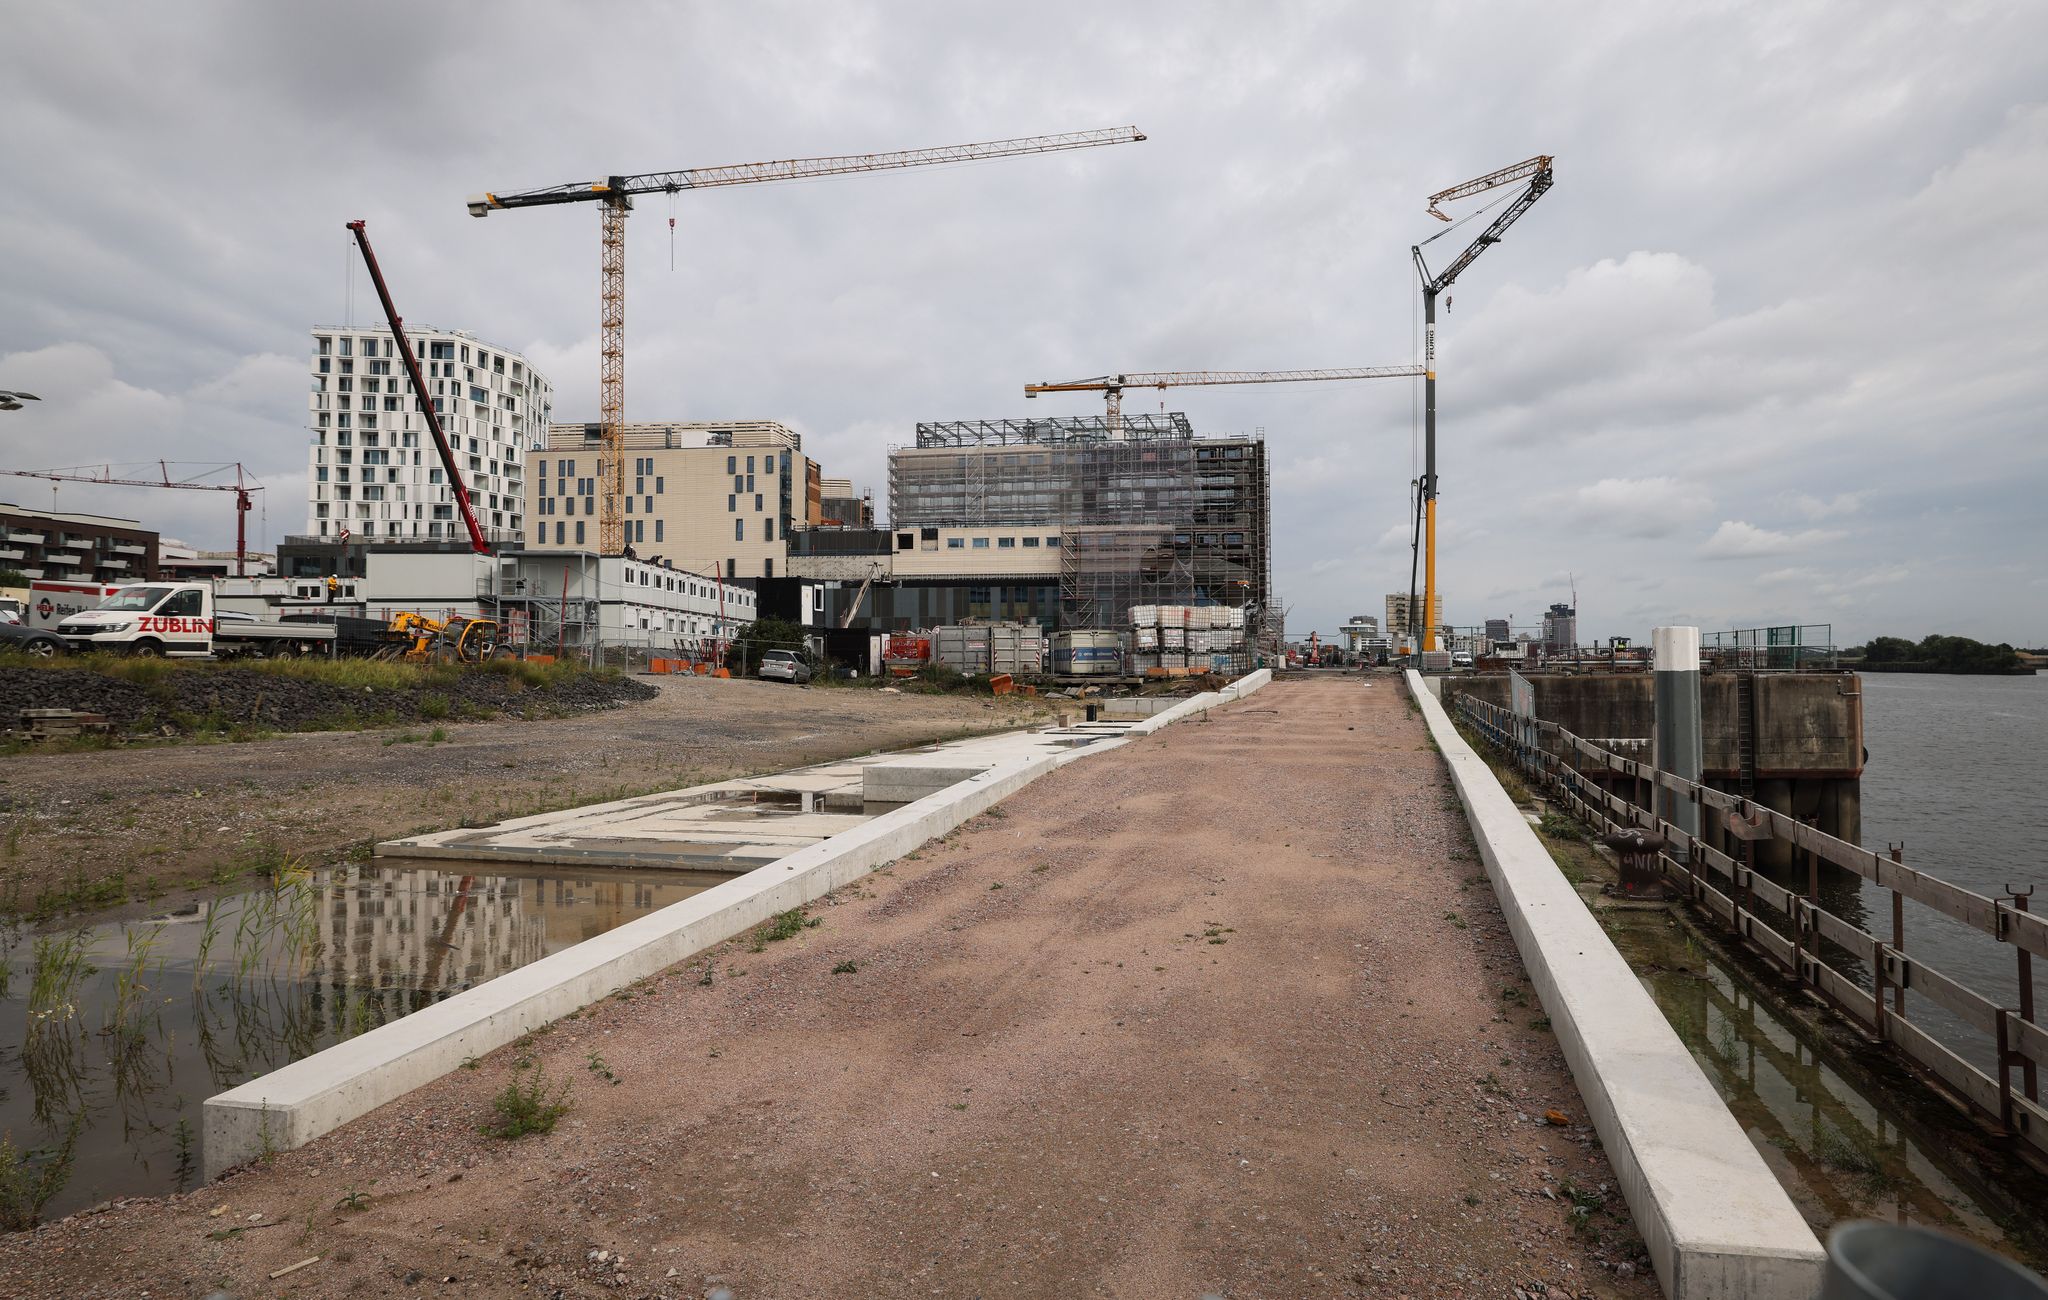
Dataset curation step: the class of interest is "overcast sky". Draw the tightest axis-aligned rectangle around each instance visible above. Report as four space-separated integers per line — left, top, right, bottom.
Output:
3 2 2043 645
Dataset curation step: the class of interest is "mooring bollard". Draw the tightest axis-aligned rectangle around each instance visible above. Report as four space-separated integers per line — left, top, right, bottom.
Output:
1651 625 1702 842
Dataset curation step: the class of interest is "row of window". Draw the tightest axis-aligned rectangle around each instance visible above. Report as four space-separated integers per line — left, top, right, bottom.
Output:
317 335 528 383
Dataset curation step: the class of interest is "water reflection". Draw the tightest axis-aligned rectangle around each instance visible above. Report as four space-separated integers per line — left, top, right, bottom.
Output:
1607 911 2046 1271
0 861 719 1222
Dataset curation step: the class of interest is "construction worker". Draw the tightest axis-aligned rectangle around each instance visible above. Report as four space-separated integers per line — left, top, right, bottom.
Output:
326 575 340 603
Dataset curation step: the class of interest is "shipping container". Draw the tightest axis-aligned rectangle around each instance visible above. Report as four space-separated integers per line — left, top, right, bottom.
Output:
1053 629 1122 676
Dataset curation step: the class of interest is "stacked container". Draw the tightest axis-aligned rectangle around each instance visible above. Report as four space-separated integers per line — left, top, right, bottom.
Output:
1127 603 1251 675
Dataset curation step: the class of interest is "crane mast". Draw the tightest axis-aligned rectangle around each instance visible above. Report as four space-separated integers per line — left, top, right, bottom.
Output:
472 127 1147 556
1410 155 1554 653
1025 365 1423 436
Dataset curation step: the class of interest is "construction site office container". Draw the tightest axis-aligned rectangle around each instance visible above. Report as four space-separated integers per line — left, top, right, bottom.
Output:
1053 629 1122 676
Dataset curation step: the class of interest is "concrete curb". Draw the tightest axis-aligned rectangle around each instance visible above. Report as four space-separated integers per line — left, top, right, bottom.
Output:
203 670 1267 1178
1405 670 1824 1300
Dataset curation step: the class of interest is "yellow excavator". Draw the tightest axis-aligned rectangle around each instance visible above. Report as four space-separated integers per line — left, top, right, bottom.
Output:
380 611 505 664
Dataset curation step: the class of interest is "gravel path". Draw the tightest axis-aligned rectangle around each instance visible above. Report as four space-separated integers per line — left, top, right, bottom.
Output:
0 674 1658 1298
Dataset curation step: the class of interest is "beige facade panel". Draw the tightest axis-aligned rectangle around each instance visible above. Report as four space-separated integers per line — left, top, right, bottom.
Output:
888 525 1062 579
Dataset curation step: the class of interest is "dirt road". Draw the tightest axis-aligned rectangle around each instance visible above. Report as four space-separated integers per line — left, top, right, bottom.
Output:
0 677 1044 920
0 676 1655 1298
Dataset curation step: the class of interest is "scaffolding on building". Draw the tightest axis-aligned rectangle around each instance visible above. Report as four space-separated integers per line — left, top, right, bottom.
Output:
891 413 1285 632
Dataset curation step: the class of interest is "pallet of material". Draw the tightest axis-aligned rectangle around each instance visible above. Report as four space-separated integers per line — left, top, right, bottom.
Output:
19 709 112 741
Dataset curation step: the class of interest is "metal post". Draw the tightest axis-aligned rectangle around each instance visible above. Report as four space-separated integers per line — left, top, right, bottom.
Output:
1652 626 1703 842
2009 885 2038 1102
1889 843 1906 1015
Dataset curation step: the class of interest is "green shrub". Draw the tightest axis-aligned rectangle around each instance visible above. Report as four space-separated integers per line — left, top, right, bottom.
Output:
0 1116 85 1231
417 692 451 720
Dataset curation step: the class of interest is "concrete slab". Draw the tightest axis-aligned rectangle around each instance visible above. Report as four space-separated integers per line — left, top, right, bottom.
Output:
1406 670 1824 1300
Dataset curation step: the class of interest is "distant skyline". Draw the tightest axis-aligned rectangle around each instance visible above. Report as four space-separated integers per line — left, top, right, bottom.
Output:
2 3 2043 644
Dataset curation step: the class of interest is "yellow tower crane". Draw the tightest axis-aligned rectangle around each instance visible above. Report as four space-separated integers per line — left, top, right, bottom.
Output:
470 127 1147 555
1024 366 1423 434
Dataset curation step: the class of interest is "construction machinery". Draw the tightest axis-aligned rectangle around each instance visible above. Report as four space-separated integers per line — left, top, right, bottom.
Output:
1024 366 1423 436
2 462 259 574
381 610 504 664
840 561 886 630
1410 154 1554 652
346 220 490 554
469 127 1147 555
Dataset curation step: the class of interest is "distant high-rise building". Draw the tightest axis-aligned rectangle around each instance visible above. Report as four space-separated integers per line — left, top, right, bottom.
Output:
1542 601 1578 650
1485 617 1511 643
305 326 552 545
1385 591 1442 644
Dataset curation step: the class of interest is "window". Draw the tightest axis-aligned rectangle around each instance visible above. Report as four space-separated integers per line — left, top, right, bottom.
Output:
728 494 737 512
764 519 774 542
972 537 990 549
654 520 663 543
654 476 663 494
753 494 763 512
734 519 744 541
726 455 736 474
896 532 914 551
997 537 1015 548
733 475 744 493
763 558 773 578
575 521 585 544
947 537 965 549
1022 536 1040 548
746 456 754 473
337 337 351 357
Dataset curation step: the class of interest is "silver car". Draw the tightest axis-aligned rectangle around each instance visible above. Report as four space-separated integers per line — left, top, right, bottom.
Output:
757 649 813 684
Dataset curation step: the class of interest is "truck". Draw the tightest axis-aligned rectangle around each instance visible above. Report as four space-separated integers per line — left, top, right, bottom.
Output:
53 582 337 659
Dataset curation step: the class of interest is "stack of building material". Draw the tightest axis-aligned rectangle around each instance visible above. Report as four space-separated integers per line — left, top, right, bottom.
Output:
19 709 111 741
1127 604 1249 676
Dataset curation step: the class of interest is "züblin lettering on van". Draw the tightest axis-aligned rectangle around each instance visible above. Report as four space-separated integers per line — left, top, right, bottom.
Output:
135 616 213 634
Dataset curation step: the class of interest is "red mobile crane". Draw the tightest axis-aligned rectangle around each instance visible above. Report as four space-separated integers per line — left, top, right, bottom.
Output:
345 220 490 554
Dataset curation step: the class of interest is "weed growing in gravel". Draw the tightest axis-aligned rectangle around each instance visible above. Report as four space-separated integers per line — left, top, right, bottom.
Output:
759 908 815 943
1442 910 1467 930
1530 1016 1552 1032
1537 811 1585 842
831 960 859 975
484 1069 572 1139
585 1052 620 1086
337 1188 371 1212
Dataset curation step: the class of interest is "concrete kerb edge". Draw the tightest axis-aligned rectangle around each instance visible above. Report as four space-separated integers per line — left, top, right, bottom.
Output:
1403 670 1824 1300
202 671 1264 1178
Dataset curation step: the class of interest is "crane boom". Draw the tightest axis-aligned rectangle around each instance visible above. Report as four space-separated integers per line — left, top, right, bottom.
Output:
1409 155 1555 654
1425 154 1551 221
1024 365 1423 435
3 463 258 575
471 127 1146 556
346 221 491 555
469 127 1146 213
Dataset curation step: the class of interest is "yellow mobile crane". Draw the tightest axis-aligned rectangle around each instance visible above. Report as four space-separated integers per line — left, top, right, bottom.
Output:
1411 155 1554 653
470 128 1146 556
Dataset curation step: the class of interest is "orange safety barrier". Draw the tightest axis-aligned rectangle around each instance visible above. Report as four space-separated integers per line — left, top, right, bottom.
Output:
988 674 1014 696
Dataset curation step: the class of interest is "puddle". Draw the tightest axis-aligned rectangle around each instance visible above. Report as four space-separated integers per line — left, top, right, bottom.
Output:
1604 909 2048 1272
0 860 717 1220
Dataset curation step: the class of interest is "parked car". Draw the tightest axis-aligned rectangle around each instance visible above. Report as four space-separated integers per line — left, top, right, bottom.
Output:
757 648 813 684
0 618 66 657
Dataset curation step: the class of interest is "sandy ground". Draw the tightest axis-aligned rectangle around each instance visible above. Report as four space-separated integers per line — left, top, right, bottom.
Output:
0 677 1046 921
0 675 1658 1298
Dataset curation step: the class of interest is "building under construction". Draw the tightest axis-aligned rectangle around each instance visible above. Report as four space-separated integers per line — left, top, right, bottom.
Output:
888 413 1271 632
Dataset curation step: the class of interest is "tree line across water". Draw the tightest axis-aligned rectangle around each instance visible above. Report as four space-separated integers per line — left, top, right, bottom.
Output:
1845 634 2034 674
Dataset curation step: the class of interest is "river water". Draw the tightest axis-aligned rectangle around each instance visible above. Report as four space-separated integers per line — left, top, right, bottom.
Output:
0 862 720 1220
1854 673 2048 1069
